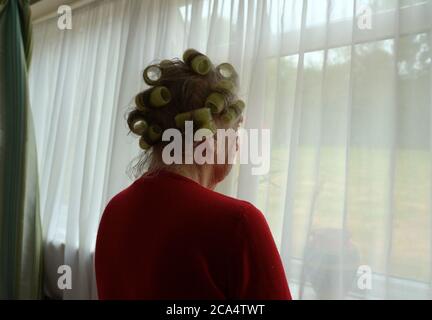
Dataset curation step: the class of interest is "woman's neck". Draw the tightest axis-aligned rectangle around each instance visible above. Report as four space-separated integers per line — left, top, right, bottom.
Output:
175 165 216 189
151 164 217 189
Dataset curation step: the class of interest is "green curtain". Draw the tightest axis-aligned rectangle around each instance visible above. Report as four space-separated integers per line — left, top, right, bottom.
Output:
0 0 43 299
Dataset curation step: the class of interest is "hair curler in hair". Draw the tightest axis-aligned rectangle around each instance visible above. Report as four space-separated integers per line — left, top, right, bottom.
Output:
216 63 238 81
182 49 198 63
174 111 193 130
182 49 212 76
143 65 162 86
231 100 245 114
192 107 213 125
131 119 148 136
221 108 236 124
214 79 236 94
150 86 171 107
139 136 151 150
127 110 146 132
198 121 217 134
193 108 217 135
221 100 245 124
205 93 225 114
135 92 151 112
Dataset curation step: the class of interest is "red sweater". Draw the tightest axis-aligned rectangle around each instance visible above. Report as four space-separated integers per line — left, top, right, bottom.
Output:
95 170 291 300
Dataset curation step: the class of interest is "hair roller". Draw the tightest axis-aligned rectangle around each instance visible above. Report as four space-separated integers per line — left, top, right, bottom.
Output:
182 49 199 64
150 86 171 107
139 136 151 150
205 93 225 114
198 121 217 135
221 100 245 124
182 49 212 76
135 92 151 112
216 63 238 81
191 55 211 75
127 110 146 132
231 100 245 115
193 108 217 135
174 111 193 130
143 65 162 86
214 80 236 94
148 124 163 142
192 107 213 125
221 108 237 124
131 119 148 136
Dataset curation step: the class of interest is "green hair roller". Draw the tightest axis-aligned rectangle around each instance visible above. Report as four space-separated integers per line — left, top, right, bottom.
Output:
216 63 238 80
214 80 236 94
183 49 212 75
221 107 238 124
143 65 162 86
183 49 199 63
175 111 193 129
150 86 171 107
132 119 148 136
148 124 163 142
205 93 225 114
139 136 151 150
231 100 246 115
193 107 213 124
135 93 150 112
191 55 211 75
199 121 217 134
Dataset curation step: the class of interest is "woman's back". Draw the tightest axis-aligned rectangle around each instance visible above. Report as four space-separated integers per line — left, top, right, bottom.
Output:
95 170 291 299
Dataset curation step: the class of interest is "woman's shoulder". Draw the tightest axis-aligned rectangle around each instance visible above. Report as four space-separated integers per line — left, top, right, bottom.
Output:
199 189 266 225
100 179 142 215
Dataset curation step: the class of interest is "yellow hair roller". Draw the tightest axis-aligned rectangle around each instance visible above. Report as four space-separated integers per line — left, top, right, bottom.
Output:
174 108 215 131
183 49 199 64
216 63 238 80
131 119 148 136
175 111 193 130
127 110 146 132
193 107 213 124
139 136 151 150
143 65 162 86
191 55 211 75
199 121 217 134
135 93 150 112
231 100 245 115
150 86 171 107
221 108 236 124
205 93 225 114
183 49 212 76
221 100 245 124
214 79 236 94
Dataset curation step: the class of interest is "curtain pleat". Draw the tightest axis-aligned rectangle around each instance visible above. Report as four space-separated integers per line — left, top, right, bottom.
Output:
383 0 401 298
280 0 309 282
0 0 42 299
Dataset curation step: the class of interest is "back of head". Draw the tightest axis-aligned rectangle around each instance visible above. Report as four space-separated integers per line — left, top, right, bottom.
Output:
127 49 245 180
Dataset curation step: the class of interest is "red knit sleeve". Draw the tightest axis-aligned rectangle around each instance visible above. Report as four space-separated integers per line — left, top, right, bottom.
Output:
229 202 292 300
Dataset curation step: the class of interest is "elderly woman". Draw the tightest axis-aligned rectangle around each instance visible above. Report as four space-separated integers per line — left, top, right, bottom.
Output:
95 50 291 300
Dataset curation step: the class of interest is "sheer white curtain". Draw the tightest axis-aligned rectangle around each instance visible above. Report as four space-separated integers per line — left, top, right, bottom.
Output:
30 0 432 299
